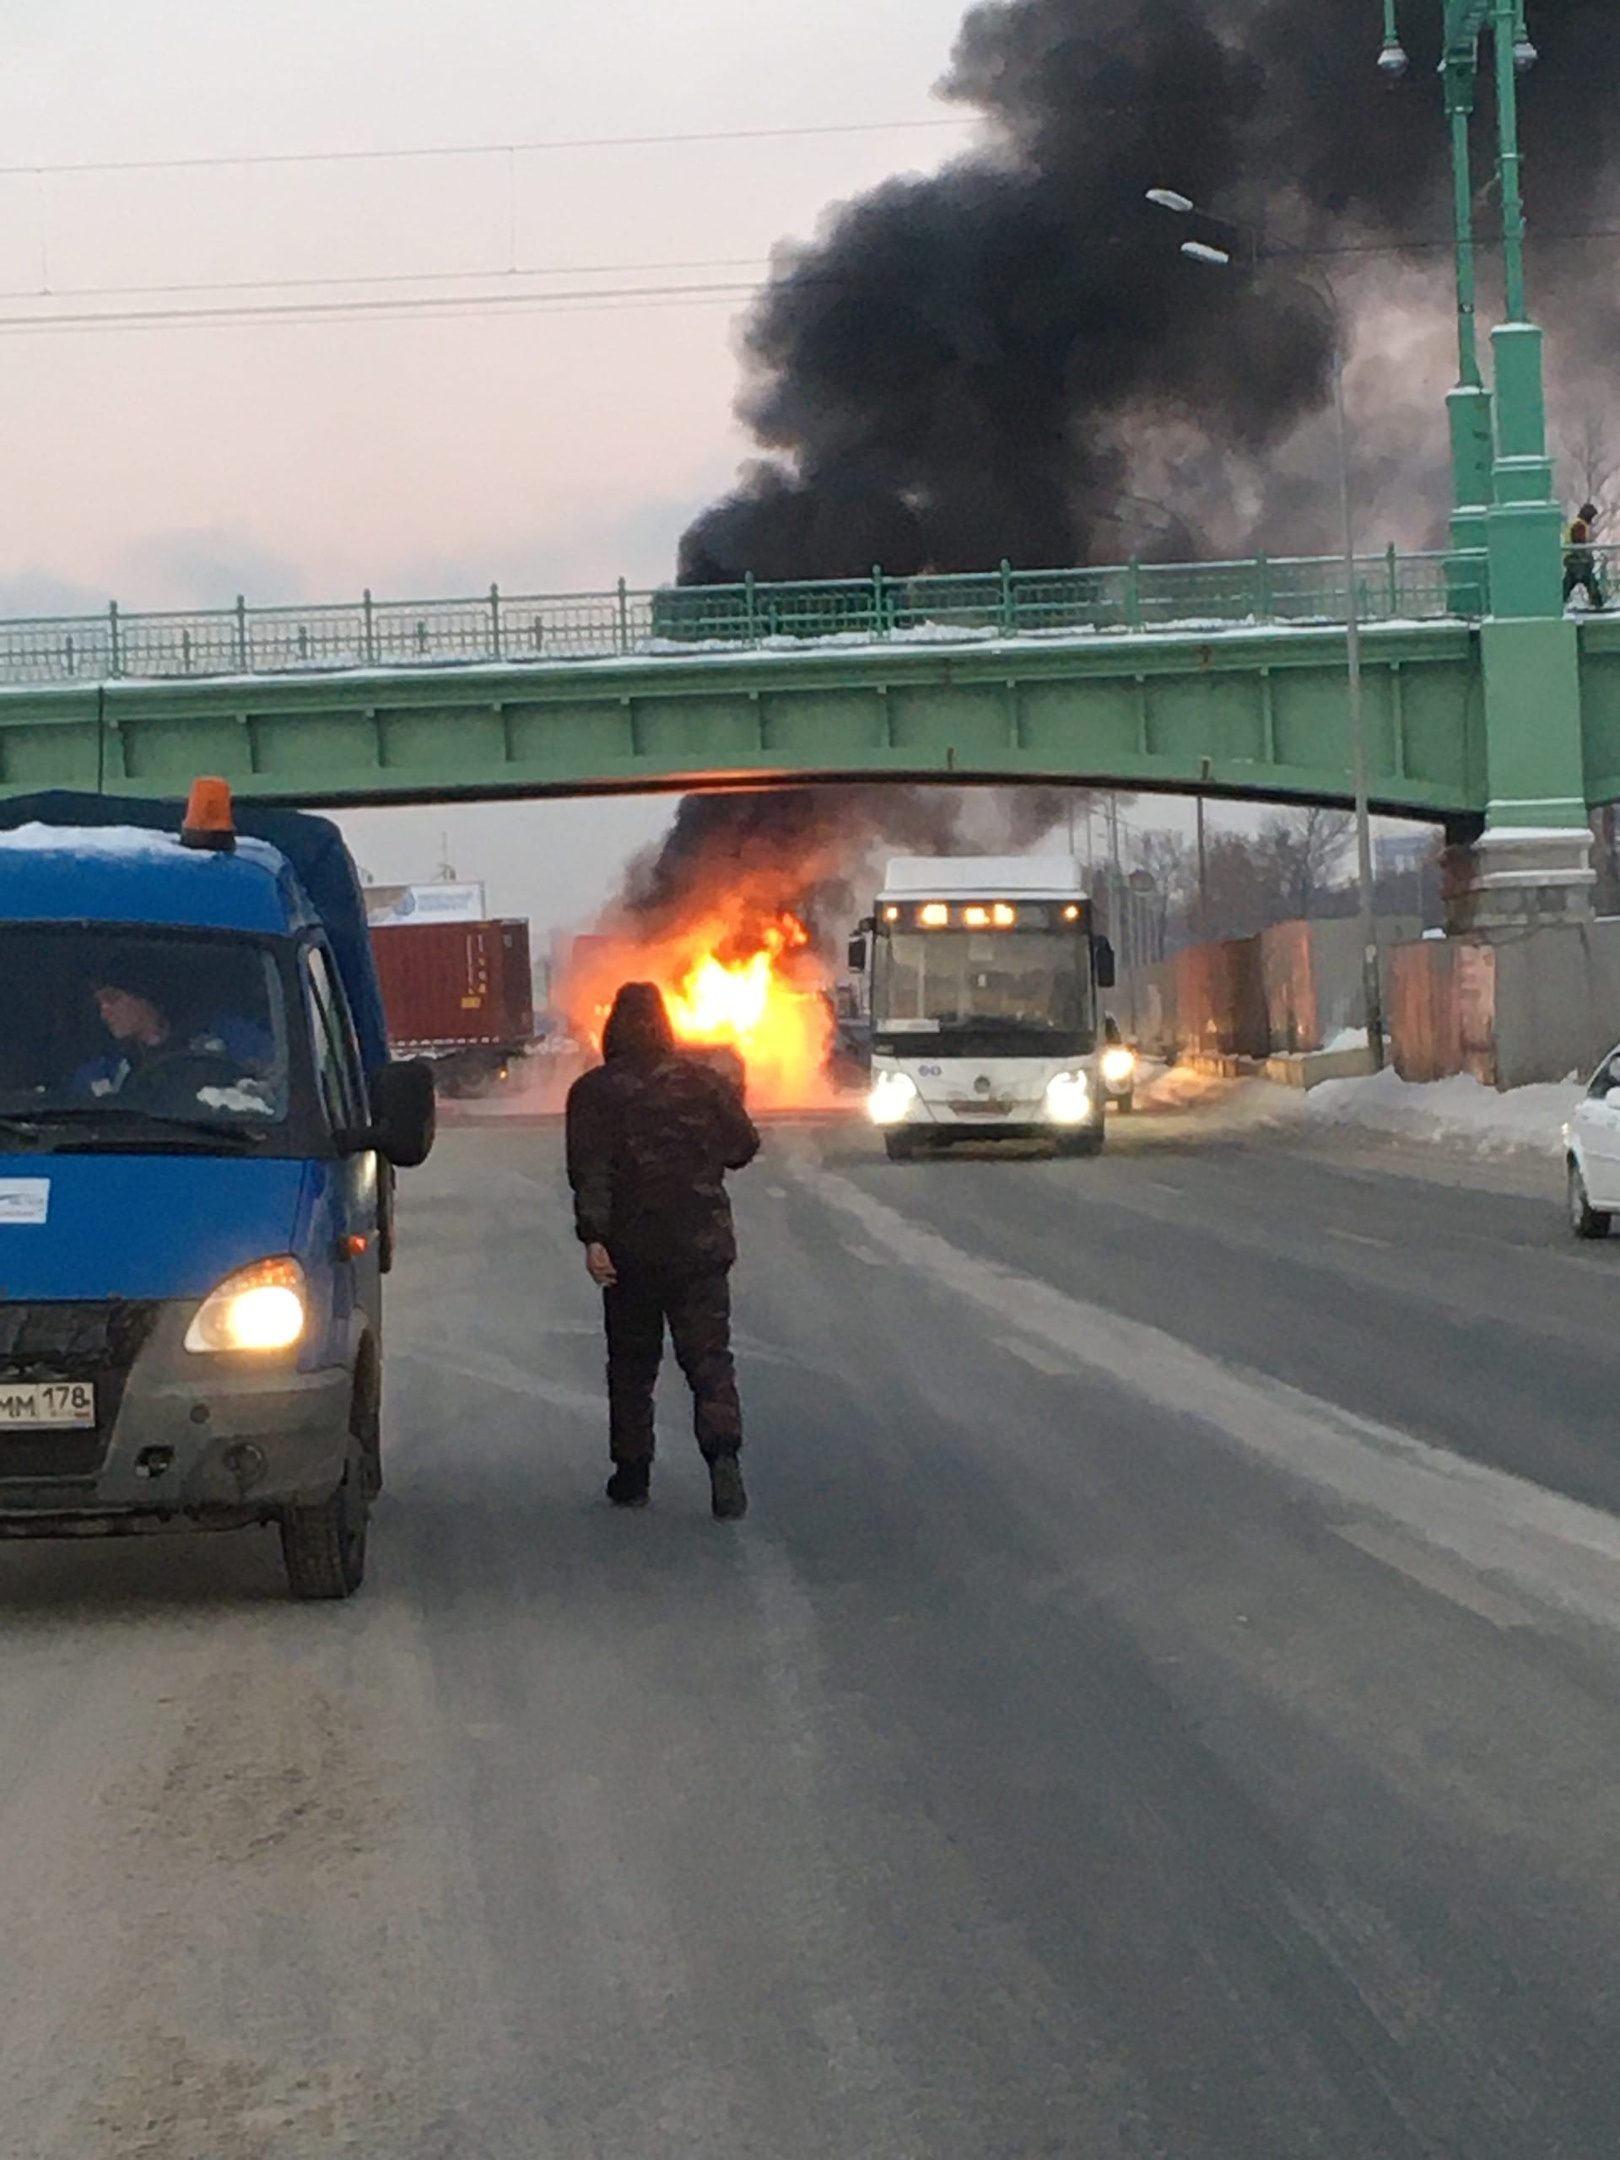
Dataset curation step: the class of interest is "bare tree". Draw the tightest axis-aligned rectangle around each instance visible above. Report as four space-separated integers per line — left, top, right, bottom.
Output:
1557 414 1620 527
1129 827 1199 947
1253 807 1356 921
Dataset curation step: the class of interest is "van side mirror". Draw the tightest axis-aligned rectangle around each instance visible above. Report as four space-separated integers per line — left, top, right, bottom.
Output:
359 1059 437 1168
1094 938 1117 991
847 933 869 973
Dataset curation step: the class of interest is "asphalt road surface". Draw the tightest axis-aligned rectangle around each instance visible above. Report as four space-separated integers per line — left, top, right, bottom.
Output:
9 1099 1620 2157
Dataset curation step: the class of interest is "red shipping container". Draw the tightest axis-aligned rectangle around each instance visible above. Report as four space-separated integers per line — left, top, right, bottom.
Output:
372 920 535 1052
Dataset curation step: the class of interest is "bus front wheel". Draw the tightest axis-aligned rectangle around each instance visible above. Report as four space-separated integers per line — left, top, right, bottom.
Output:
1056 1125 1105 1159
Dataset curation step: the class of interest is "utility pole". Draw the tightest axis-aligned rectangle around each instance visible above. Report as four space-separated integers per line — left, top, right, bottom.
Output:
1196 757 1211 940
1146 204 1385 1061
1196 796 1209 939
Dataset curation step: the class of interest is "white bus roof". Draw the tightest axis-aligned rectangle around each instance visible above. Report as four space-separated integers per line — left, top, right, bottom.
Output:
880 855 1089 901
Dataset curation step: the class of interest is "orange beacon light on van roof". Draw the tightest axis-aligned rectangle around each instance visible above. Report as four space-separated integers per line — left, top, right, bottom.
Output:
180 777 238 853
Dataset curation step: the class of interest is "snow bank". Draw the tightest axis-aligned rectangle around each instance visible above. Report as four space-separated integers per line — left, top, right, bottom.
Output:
1305 1066 1582 1156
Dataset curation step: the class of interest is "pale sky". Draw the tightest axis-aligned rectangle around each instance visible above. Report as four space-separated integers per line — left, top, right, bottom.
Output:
0 2 1415 936
0 0 977 613
0 0 993 929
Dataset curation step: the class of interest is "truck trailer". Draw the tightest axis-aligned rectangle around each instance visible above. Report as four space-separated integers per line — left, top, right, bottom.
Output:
371 918 535 1097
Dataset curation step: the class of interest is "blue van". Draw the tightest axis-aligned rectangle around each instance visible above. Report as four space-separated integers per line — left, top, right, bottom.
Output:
0 781 434 1598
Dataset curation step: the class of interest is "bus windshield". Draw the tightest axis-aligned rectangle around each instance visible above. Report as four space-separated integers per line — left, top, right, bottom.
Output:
874 927 1095 1052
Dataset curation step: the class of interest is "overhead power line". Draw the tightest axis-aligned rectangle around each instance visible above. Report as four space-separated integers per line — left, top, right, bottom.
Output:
0 257 771 308
0 115 974 182
0 278 770 336
0 228 1611 338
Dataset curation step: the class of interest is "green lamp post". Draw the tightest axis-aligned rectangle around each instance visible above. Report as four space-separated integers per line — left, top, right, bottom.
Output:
1383 0 1562 620
1383 0 1590 913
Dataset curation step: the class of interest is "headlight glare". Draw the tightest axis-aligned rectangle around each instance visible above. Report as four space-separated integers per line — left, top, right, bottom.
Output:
1044 1071 1092 1126
1101 1046 1138 1088
868 1072 919 1127
185 1257 308 1354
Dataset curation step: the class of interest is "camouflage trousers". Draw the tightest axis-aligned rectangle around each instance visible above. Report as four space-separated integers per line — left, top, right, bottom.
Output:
602 1267 742 1466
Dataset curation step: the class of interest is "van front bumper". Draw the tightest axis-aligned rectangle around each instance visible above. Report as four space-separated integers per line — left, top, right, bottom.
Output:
0 1301 353 1524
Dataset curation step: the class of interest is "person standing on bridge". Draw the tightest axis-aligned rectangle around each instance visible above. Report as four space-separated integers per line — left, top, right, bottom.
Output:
1564 502 1605 610
566 981 760 1518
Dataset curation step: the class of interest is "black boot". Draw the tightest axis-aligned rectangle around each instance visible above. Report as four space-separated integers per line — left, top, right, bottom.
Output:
606 1461 651 1508
708 1453 747 1521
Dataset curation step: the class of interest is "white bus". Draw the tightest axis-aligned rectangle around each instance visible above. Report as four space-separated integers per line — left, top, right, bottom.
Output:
850 856 1118 1161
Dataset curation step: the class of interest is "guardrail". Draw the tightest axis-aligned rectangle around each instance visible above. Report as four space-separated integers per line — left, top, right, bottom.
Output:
1568 544 1619 611
0 549 1478 691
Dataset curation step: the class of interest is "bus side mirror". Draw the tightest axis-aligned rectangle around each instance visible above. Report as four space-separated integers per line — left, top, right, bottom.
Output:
847 933 869 973
1094 938 1117 990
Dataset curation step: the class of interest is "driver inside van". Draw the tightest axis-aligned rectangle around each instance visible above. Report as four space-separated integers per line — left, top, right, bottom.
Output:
74 955 273 1112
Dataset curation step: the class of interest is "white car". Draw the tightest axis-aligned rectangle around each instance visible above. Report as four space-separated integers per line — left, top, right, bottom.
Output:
1564 1046 1620 1236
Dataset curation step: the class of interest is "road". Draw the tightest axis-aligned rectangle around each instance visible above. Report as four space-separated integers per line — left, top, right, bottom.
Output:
7 1099 1620 2156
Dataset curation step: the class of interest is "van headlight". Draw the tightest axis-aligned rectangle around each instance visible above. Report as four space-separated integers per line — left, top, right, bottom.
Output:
185 1257 308 1354
1101 1045 1138 1089
868 1071 919 1127
1044 1071 1092 1126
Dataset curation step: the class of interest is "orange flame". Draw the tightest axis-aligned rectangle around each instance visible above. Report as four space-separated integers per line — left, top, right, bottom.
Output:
566 911 835 1111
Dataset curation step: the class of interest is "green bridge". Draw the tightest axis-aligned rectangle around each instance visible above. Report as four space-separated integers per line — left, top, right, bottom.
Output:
0 551 1615 840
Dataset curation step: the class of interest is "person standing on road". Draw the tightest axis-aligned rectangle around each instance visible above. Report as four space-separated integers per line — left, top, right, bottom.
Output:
1564 502 1605 610
565 981 760 1518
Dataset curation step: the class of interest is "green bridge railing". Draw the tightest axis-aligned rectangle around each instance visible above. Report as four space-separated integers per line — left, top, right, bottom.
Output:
0 549 1474 691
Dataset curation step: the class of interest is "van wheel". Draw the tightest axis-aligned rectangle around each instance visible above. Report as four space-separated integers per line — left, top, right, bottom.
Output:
1569 1159 1611 1240
884 1133 918 1162
280 1444 369 1600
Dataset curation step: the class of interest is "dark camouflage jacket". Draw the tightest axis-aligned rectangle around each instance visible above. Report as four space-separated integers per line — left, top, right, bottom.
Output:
566 1050 760 1274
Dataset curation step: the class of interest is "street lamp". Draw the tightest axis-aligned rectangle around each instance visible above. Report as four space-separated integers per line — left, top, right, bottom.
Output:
1147 190 1387 1068
1384 0 1560 618
1378 0 1411 74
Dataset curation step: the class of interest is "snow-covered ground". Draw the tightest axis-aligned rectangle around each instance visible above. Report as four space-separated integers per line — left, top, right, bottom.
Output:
1304 1066 1583 1156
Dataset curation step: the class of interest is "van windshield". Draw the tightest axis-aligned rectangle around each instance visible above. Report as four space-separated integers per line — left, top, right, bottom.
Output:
0 926 291 1148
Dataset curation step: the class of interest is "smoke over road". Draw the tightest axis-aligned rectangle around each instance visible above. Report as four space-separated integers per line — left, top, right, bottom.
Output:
571 0 1614 1095
679 0 1616 584
556 785 1084 1107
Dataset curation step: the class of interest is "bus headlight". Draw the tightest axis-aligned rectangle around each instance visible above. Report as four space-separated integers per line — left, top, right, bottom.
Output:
868 1072 919 1127
185 1257 308 1354
1101 1045 1138 1089
1044 1072 1092 1126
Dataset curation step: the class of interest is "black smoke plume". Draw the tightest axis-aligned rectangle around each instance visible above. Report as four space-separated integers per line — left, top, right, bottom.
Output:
679 0 1616 585
617 783 1084 953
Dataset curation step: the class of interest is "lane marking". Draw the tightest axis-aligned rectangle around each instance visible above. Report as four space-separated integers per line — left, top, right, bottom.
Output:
993 1335 1076 1378
1335 1521 1537 1632
394 1345 601 1415
1325 1227 1391 1250
787 1156 1620 1638
842 1243 887 1268
1146 1180 1185 1197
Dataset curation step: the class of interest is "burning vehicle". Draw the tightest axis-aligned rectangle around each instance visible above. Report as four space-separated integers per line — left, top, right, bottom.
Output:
560 904 835 1113
557 787 1100 1111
